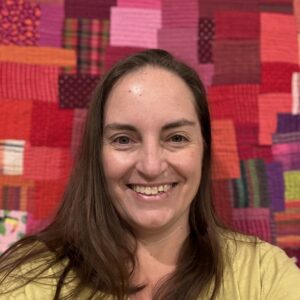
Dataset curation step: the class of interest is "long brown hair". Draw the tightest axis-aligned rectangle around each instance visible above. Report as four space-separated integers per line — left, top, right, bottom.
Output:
0 49 225 299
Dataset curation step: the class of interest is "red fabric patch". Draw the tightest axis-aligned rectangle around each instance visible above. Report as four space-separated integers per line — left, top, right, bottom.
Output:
0 100 32 140
211 179 233 227
212 40 260 84
215 11 259 40
24 145 73 180
0 63 59 102
208 84 259 124
30 102 73 147
30 179 67 220
260 62 299 93
104 45 146 73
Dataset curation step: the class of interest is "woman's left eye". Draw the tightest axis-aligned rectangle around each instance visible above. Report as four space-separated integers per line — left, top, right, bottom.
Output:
169 134 188 143
113 136 131 144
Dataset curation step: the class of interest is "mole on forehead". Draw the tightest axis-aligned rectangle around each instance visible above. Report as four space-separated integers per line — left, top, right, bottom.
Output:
128 84 143 95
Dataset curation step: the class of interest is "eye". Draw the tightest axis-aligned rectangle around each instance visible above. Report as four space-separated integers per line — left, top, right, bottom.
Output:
113 136 131 145
169 134 189 143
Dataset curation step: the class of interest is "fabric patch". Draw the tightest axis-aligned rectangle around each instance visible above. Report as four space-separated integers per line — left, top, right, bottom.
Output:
30 102 73 148
215 11 259 40
208 84 259 124
0 176 34 211
198 18 214 63
275 200 300 248
117 0 161 9
0 210 27 253
212 40 260 84
272 131 300 144
211 179 233 226
62 18 110 75
260 13 298 64
158 27 199 67
266 162 285 212
0 63 59 102
198 64 214 89
161 0 198 28
0 140 25 175
211 120 240 180
71 109 88 157
284 171 300 200
198 1 259 18
292 72 300 115
276 113 300 133
260 62 299 93
0 0 40 46
65 0 116 19
231 159 270 208
110 7 161 48
39 3 64 47
258 94 292 145
24 145 72 181
0 46 76 67
272 142 300 171
233 208 272 243
0 100 32 140
103 45 146 72
59 74 100 108
31 179 68 220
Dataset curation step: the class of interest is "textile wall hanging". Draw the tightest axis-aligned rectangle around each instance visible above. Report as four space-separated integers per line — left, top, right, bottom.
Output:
0 0 300 266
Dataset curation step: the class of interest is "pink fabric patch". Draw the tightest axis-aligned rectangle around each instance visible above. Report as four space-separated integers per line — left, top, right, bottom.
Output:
158 27 198 67
117 0 161 9
110 7 161 48
39 3 64 47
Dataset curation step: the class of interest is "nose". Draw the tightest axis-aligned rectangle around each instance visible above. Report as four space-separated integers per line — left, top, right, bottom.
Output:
135 140 168 179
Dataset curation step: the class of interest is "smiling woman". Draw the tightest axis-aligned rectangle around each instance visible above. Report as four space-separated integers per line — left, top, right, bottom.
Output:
0 49 300 300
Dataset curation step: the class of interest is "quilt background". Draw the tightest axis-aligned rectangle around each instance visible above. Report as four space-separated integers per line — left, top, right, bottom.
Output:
0 0 300 266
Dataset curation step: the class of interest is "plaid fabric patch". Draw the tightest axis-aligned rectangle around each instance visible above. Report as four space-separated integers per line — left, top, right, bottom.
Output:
63 18 110 75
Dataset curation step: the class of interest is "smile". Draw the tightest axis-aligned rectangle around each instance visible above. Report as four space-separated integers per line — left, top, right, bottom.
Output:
127 183 177 196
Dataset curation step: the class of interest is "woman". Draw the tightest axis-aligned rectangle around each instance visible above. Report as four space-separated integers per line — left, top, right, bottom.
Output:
0 49 299 299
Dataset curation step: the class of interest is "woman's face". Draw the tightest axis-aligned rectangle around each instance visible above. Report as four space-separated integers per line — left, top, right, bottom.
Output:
102 66 203 236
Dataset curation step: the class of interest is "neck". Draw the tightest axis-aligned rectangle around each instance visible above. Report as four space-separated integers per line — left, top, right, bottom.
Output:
137 221 190 265
130 218 190 297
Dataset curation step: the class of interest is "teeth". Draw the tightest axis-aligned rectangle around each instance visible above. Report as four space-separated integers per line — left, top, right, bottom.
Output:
131 184 173 195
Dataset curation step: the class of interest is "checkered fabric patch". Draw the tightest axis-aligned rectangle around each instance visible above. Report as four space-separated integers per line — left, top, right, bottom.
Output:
63 18 110 75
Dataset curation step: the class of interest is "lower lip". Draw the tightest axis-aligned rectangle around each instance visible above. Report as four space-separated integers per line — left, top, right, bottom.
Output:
127 186 175 202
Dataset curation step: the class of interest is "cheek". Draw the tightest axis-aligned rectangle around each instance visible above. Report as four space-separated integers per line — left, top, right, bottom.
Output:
101 148 133 183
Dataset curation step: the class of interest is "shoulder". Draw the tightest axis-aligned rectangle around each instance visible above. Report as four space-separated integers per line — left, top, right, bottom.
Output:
221 232 300 300
0 241 63 299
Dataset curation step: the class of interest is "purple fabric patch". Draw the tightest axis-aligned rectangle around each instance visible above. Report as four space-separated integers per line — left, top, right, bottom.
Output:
276 113 300 133
266 162 285 212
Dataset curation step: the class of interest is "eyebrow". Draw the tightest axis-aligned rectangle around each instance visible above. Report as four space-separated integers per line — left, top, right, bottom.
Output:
104 119 196 133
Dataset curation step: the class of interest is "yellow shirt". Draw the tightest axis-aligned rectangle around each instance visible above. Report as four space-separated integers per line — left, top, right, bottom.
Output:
1 235 300 299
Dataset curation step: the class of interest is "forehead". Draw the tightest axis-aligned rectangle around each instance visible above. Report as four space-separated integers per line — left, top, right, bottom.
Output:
104 66 200 127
